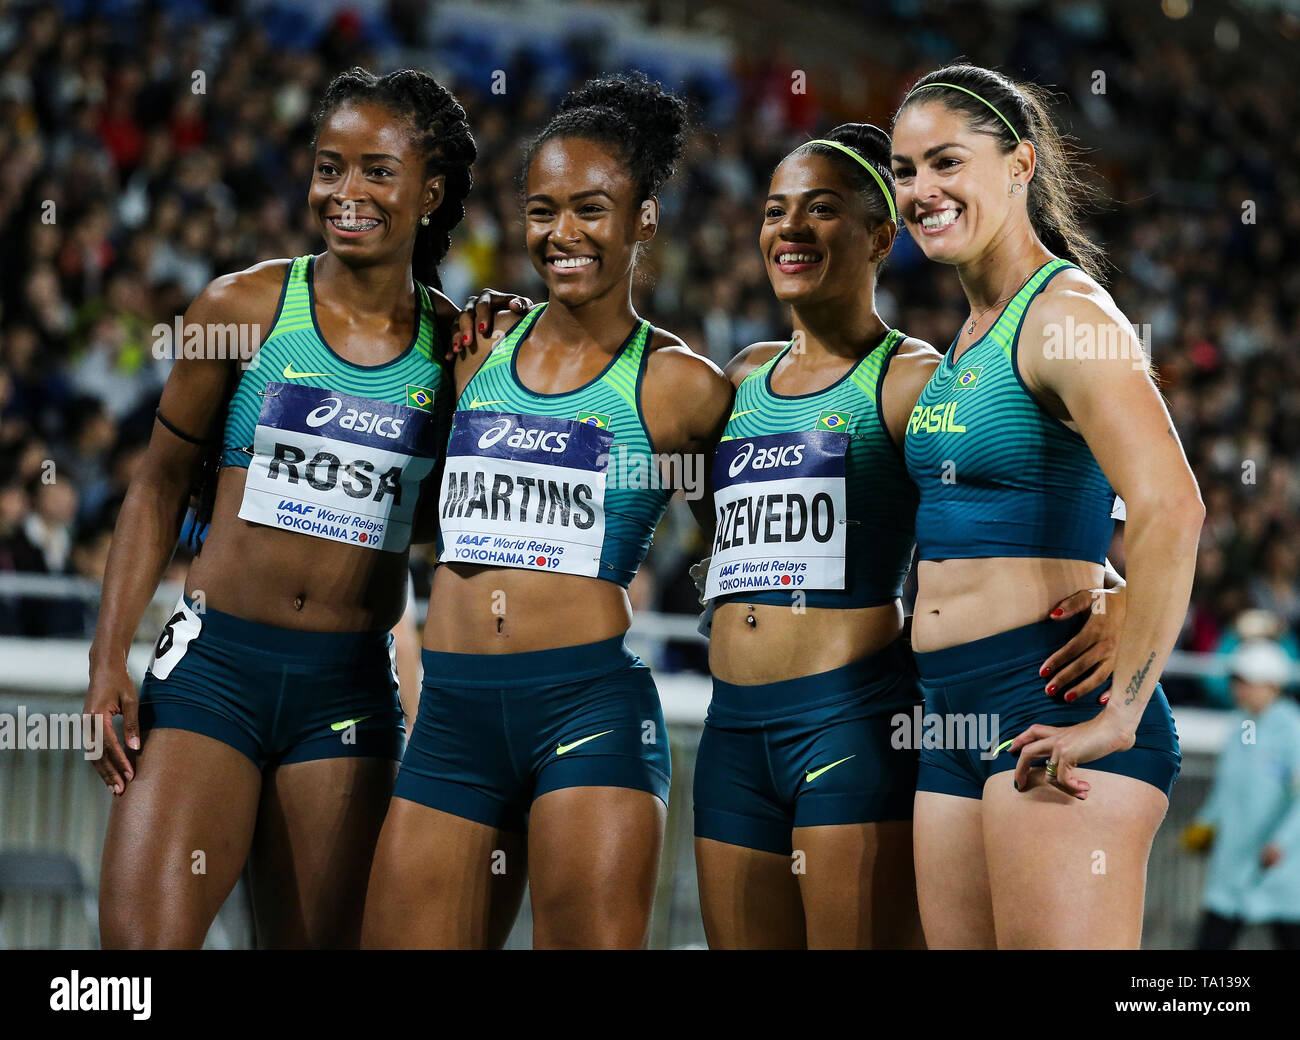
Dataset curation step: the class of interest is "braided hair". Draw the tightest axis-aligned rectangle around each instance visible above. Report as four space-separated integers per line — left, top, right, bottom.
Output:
312 67 477 291
521 71 690 203
189 69 477 551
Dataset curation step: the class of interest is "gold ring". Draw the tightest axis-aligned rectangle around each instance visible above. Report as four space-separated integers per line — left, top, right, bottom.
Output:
1045 761 1058 777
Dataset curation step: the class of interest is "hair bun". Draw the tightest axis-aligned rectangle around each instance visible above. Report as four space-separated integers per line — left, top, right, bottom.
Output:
825 123 891 169
530 71 691 199
561 72 689 171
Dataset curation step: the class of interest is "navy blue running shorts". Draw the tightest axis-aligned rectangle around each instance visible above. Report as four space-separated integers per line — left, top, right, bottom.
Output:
914 617 1181 800
138 596 405 767
693 637 922 855
394 635 671 832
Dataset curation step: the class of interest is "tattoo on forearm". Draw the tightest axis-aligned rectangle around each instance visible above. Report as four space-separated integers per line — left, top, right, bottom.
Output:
1124 652 1156 706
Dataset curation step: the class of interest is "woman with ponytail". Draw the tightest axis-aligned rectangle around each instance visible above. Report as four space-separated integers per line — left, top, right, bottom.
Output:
85 67 473 948
891 64 1200 947
690 122 1115 948
363 72 733 949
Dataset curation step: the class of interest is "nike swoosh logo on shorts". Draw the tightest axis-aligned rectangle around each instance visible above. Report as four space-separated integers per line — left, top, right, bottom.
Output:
805 755 855 783
283 363 331 379
728 409 760 420
469 397 507 408
330 716 370 732
556 730 613 755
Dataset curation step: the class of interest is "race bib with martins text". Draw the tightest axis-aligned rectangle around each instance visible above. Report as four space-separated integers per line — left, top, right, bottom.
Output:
438 410 613 578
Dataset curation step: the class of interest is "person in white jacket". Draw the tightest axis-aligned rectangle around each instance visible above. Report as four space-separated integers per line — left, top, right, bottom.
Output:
1186 639 1300 949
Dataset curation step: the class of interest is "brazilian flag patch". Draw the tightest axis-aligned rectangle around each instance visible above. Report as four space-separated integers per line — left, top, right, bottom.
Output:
954 366 982 390
405 384 437 412
576 411 612 429
816 410 851 431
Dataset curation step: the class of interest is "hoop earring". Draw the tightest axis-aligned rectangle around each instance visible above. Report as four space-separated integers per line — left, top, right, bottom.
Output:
420 214 431 226
1009 182 1025 196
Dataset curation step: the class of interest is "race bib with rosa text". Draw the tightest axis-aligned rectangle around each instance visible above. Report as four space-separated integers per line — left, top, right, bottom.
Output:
238 382 438 552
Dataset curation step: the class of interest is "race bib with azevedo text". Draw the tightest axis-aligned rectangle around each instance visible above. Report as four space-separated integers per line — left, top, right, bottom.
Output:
705 430 848 599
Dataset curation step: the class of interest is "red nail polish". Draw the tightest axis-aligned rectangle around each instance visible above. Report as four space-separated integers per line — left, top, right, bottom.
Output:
478 322 487 333
1046 684 1057 695
1099 695 1109 704
1040 666 1051 677
1050 608 1064 618
1064 692 1076 702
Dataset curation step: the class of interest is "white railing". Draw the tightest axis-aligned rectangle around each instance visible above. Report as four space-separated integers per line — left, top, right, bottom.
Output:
3 572 1295 689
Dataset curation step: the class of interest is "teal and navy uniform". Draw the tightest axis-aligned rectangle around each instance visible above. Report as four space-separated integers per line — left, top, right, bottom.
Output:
139 255 448 767
713 329 916 608
220 255 445 471
434 303 672 586
905 259 1180 798
395 304 673 828
693 329 924 855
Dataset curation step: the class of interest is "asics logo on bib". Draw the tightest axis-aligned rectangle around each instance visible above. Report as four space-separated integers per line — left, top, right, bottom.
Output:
705 429 848 599
477 416 571 453
305 397 407 439
727 440 806 478
306 398 343 426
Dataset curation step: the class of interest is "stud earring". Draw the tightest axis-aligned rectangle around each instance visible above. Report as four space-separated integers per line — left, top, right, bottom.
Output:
1009 182 1025 196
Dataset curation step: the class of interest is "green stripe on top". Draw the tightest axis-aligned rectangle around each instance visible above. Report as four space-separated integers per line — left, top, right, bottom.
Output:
445 303 672 587
904 258 1115 562
719 328 916 608
222 255 446 466
982 258 1067 359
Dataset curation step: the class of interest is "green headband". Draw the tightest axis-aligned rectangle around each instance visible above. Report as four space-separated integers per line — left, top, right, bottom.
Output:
904 82 1022 143
802 138 897 225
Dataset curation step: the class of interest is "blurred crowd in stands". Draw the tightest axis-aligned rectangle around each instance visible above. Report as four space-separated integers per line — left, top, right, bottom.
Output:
0 0 1296 702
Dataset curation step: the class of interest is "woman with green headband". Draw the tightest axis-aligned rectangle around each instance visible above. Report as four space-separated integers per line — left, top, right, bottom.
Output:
891 64 1199 948
690 123 1119 949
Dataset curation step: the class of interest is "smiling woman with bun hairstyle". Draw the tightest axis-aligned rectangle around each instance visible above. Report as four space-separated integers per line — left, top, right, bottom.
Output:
690 123 937 950
362 72 733 950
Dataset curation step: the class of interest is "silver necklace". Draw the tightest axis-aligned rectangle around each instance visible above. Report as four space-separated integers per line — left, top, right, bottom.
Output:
966 293 1015 335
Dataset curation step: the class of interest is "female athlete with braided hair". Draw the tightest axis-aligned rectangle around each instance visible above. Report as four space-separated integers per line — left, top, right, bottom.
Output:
363 73 732 949
891 64 1199 947
85 67 475 948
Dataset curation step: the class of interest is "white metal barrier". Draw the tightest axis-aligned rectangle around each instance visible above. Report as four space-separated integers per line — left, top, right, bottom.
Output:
0 572 1280 948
